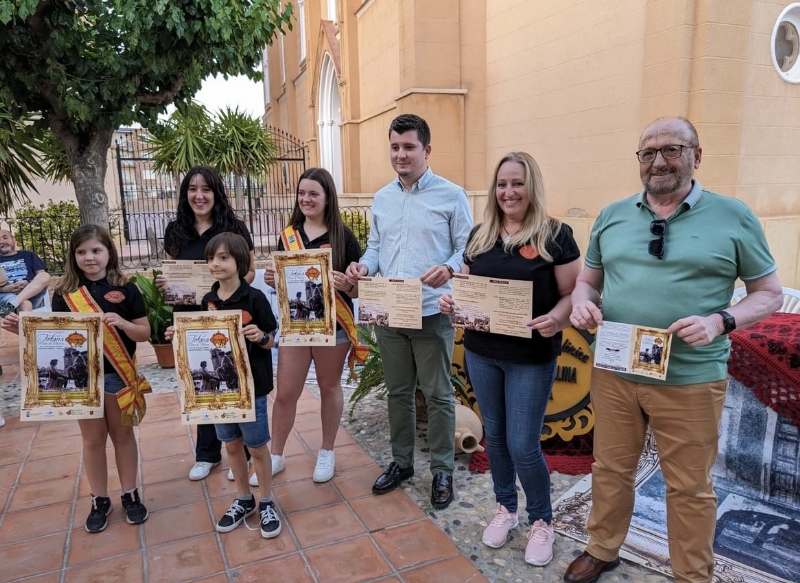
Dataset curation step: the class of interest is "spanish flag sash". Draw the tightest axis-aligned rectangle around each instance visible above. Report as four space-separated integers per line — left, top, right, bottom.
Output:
281 226 369 379
65 287 151 426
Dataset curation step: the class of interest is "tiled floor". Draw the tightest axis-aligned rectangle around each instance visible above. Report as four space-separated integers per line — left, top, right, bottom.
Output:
0 341 489 583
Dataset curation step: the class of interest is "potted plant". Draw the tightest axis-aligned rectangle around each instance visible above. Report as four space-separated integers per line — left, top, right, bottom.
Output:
131 269 174 368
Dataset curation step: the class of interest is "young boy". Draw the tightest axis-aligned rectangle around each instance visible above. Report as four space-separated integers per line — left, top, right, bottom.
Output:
168 232 280 538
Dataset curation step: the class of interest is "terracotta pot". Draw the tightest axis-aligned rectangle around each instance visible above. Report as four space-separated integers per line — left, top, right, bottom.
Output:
151 342 175 369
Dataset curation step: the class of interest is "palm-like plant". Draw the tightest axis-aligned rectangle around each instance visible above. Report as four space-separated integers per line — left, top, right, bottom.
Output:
143 102 214 174
130 270 173 344
0 105 44 213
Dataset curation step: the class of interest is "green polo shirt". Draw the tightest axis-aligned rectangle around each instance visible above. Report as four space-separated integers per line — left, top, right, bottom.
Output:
586 180 776 385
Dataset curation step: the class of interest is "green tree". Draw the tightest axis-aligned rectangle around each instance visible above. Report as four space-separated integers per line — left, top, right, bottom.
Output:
0 1 293 226
0 104 45 214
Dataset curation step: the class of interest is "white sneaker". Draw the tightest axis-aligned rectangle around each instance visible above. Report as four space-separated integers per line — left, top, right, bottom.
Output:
227 460 253 481
525 519 555 566
482 504 519 548
271 454 285 477
0 414 5 427
188 461 219 481
249 472 259 487
313 449 336 483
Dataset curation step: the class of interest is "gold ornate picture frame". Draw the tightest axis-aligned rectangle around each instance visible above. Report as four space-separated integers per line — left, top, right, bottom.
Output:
19 312 103 421
631 327 671 379
173 310 255 424
273 249 336 345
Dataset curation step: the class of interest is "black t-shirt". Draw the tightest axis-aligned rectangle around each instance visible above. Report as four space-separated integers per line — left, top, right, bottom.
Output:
463 223 581 363
277 225 362 328
52 278 147 374
163 218 254 314
201 281 277 397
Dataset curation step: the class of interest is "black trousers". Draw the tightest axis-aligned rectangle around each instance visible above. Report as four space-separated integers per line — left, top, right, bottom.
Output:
195 424 250 463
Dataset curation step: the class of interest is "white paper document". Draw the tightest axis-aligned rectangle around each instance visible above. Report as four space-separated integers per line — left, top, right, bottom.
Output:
450 273 533 338
357 277 423 329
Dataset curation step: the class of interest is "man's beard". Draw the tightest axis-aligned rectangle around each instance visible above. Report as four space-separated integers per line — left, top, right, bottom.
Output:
644 169 690 196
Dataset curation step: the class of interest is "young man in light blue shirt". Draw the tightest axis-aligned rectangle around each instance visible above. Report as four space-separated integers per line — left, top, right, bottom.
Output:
346 114 473 509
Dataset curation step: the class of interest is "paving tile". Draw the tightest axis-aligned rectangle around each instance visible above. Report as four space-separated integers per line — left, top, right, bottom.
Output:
373 520 460 570
19 452 81 484
144 501 214 547
304 536 392 583
138 432 193 460
35 420 82 441
373 579 402 583
141 404 180 424
146 392 179 408
203 467 242 500
0 462 19 489
68 520 144 565
331 465 381 500
295 395 321 415
233 554 314 583
273 479 340 513
146 534 223 583
0 500 72 544
270 452 316 486
77 472 122 497
326 443 375 472
141 453 195 485
0 488 10 512
0 425 36 448
140 477 206 512
9 573 61 583
28 434 84 460
64 551 143 583
292 412 322 433
281 431 310 457
6 475 75 512
0 532 67 582
298 427 357 452
0 443 27 467
401 556 490 583
136 419 192 442
288 501 365 548
350 489 426 532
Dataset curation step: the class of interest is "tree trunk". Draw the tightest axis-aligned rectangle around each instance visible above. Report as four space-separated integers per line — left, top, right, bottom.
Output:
50 121 113 227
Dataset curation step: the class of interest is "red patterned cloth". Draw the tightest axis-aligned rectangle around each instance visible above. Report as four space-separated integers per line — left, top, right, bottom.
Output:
728 312 800 427
468 434 595 475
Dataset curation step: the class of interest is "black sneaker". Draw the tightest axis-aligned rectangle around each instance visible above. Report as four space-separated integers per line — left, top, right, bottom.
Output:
216 497 256 533
0 302 15 317
85 495 113 533
121 489 149 524
259 500 281 539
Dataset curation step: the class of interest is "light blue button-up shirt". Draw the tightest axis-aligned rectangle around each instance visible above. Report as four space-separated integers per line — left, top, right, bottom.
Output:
360 168 473 316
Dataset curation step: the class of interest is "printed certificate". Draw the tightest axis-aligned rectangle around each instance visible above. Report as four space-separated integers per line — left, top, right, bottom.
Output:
161 260 215 305
173 310 256 424
594 321 672 380
273 249 336 345
18 312 104 421
357 277 423 329
450 274 533 338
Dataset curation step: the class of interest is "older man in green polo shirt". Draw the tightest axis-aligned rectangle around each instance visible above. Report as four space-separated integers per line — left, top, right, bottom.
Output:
566 117 783 583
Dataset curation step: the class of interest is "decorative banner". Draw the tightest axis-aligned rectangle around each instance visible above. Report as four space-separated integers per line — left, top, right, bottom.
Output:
18 312 104 421
273 249 336 345
173 310 255 424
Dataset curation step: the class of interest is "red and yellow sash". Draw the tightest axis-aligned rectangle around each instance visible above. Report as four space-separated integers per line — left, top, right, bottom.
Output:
281 226 369 378
65 287 151 426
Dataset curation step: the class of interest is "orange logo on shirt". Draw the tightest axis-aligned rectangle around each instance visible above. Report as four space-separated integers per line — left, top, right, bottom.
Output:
104 291 125 303
242 310 252 325
519 245 539 260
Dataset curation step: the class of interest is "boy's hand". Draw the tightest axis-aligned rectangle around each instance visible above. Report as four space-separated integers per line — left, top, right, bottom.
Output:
164 325 175 341
242 324 263 343
1 312 20 334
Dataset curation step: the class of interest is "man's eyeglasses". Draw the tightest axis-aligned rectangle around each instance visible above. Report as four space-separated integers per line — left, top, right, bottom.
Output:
635 144 696 164
649 220 667 260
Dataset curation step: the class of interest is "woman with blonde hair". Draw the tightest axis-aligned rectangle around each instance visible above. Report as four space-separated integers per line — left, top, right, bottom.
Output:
439 152 581 567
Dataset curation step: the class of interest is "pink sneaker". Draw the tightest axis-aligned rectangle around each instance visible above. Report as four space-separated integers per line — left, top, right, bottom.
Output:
482 504 519 548
525 519 555 566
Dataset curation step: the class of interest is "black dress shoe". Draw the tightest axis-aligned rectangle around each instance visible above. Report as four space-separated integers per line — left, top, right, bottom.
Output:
430 471 454 509
372 461 414 495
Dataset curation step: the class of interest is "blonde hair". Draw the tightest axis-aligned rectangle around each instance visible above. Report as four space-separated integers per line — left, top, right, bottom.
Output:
56 225 127 295
465 152 561 263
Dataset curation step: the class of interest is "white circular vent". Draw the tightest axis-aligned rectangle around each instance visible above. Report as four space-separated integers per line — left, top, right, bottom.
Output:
772 4 800 83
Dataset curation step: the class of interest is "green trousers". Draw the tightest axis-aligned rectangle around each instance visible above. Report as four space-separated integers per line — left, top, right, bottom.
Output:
374 313 455 475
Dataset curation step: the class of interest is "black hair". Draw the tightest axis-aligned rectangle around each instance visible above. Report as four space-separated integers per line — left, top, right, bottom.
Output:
205 232 250 280
388 114 431 147
167 167 240 257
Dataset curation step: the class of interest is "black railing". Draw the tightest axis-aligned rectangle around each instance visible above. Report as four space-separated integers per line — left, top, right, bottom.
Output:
1 206 372 275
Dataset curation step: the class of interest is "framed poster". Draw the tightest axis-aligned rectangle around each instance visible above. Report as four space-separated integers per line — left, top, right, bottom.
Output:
594 321 672 380
18 312 104 421
173 310 256 424
273 249 336 345
161 260 215 305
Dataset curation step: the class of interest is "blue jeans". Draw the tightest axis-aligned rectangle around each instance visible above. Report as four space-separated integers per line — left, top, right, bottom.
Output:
215 395 271 448
465 349 556 523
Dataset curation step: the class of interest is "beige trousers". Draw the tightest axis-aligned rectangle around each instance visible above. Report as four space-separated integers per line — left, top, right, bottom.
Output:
585 368 728 583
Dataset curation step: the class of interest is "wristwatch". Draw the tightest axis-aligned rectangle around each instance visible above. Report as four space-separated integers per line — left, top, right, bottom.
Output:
443 264 454 276
715 310 736 334
258 331 271 346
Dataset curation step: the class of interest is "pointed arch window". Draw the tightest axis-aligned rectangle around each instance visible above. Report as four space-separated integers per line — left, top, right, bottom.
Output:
317 53 343 191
